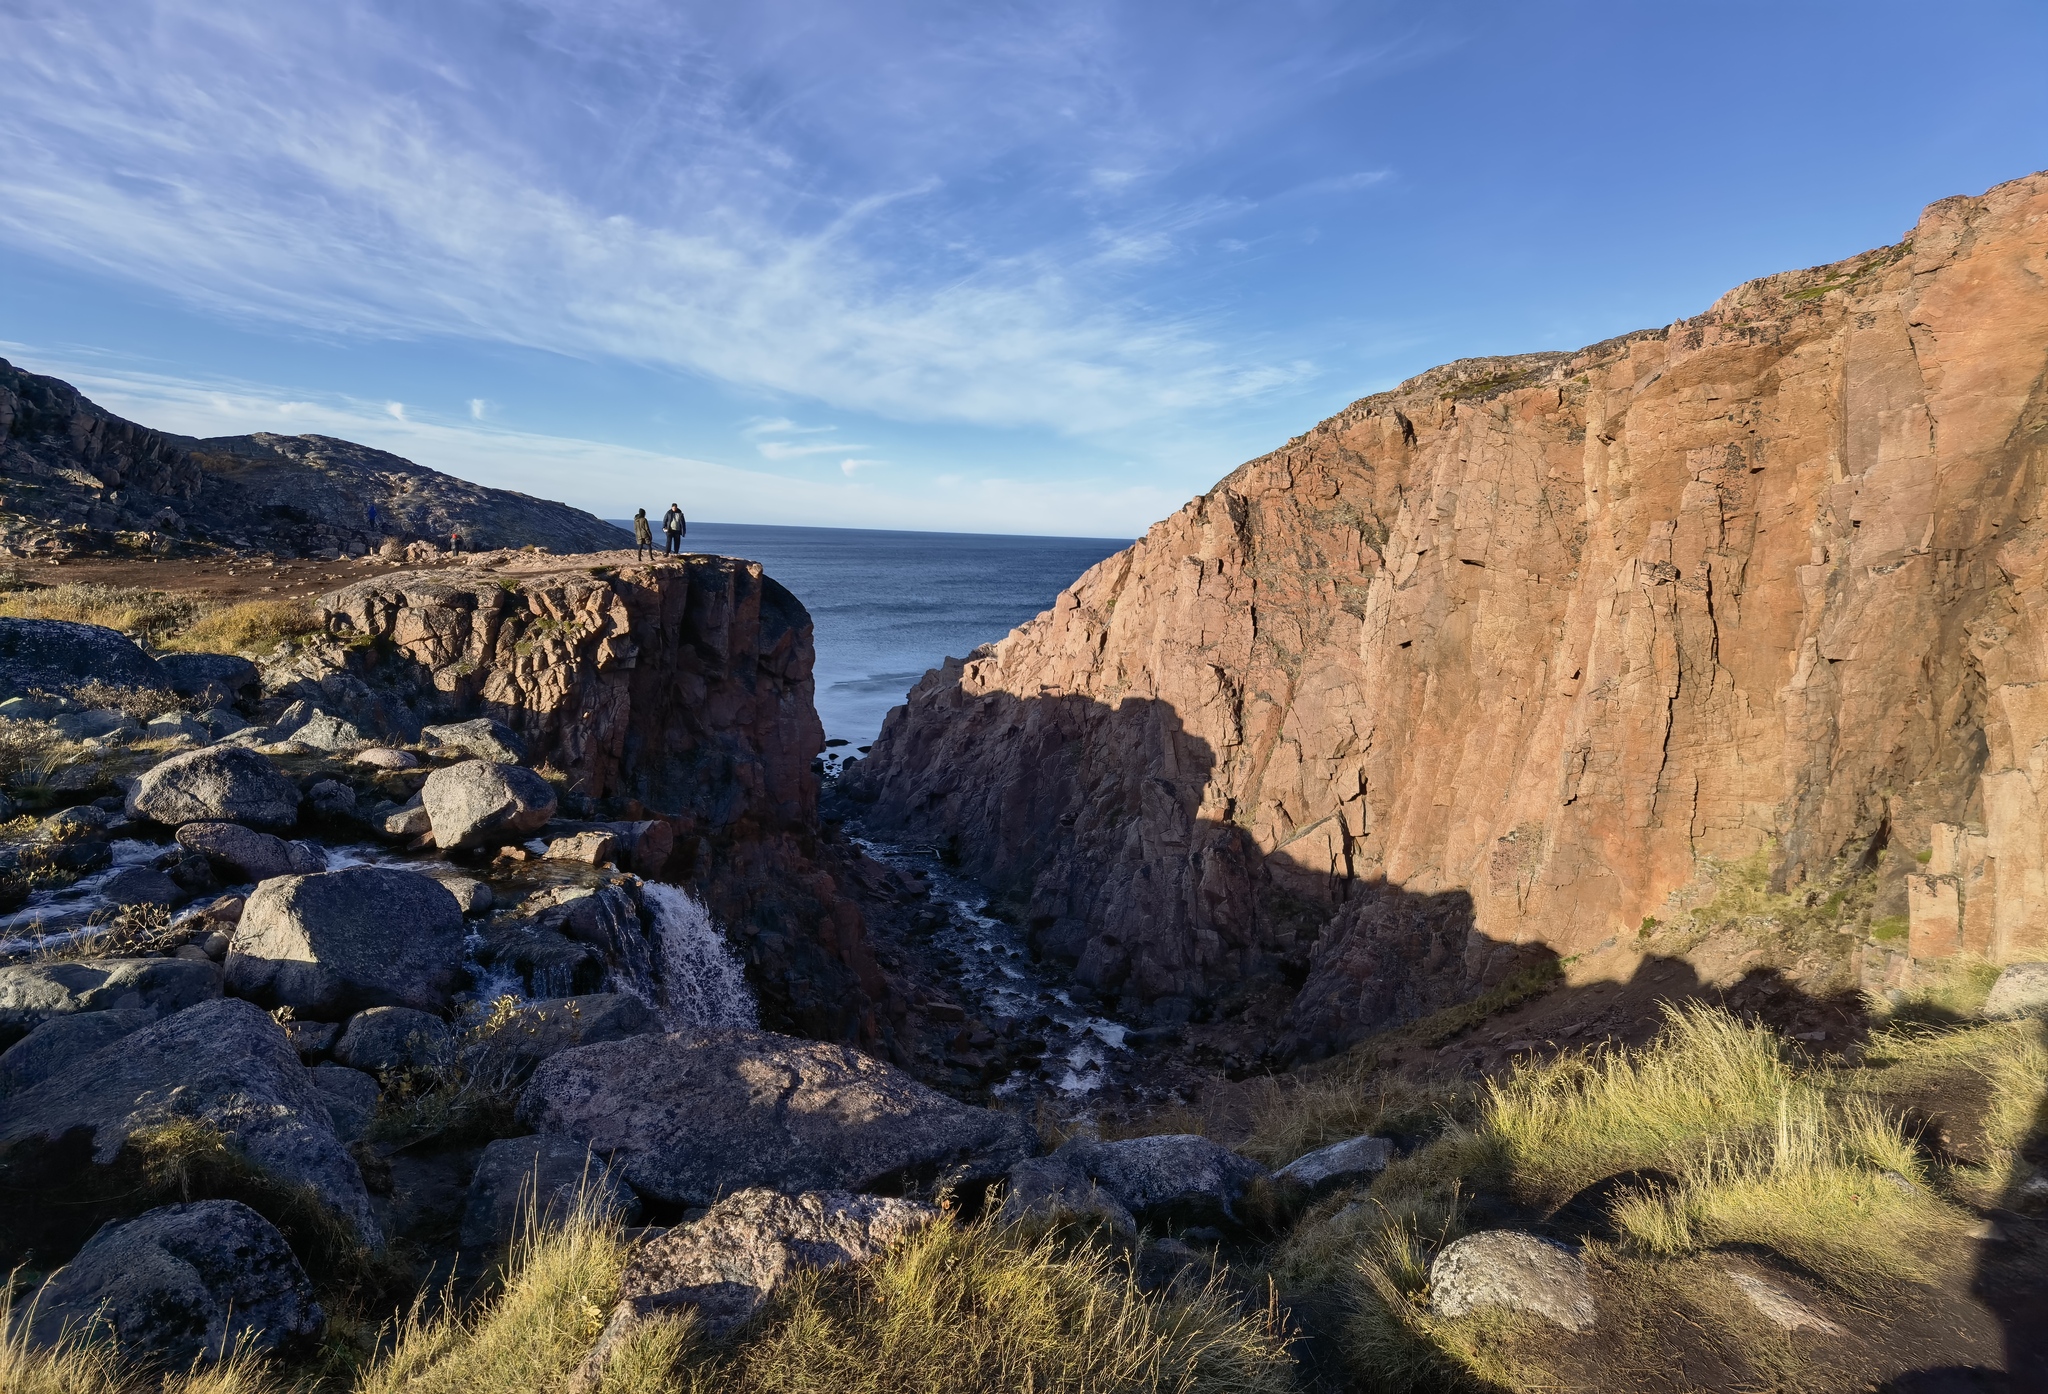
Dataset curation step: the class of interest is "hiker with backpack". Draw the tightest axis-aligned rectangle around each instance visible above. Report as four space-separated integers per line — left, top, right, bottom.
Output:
663 502 686 555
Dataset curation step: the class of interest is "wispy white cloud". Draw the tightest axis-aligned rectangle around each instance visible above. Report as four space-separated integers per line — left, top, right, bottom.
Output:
756 438 867 461
0 0 1327 437
385 401 407 421
468 398 488 420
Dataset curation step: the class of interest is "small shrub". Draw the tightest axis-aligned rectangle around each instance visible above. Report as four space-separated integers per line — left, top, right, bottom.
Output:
65 679 187 721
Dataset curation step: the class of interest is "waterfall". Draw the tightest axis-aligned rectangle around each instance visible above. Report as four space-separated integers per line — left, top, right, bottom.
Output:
640 882 758 1030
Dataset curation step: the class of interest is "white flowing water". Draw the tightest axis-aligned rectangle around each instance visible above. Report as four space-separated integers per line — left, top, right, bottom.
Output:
641 882 757 1030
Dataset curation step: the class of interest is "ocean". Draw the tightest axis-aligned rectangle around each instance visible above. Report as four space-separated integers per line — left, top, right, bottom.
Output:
614 522 1129 748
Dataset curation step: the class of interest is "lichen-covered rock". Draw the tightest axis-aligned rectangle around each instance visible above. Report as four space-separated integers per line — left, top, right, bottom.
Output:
0 1007 156 1096
95 865 186 908
176 820 295 882
0 958 218 1050
225 867 466 1019
292 711 368 752
422 717 526 764
1274 1134 1392 1192
158 653 260 705
1004 1135 1265 1230
459 1135 640 1254
422 759 557 849
547 830 617 864
0 997 379 1241
24 1200 323 1365
353 747 418 770
334 1005 452 1072
518 1028 1033 1206
0 618 167 698
127 746 301 829
1983 962 2048 1020
1429 1231 1596 1331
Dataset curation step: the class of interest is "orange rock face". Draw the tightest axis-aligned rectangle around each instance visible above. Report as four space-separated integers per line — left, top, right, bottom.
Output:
850 171 2048 1046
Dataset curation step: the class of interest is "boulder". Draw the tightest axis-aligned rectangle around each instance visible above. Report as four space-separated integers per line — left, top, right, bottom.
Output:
0 618 168 698
0 1007 157 1096
126 746 302 828
308 1063 380 1143
294 711 367 753
615 1188 934 1336
334 1005 453 1072
41 804 113 839
0 997 380 1241
354 747 419 770
466 993 656 1082
0 957 219 1050
283 1019 341 1060
519 1028 1034 1207
177 820 295 883
305 779 360 820
1983 962 2048 1020
1274 1134 1394 1193
25 1200 323 1365
459 1135 641 1254
195 707 249 738
477 925 608 999
998 1151 1136 1238
225 867 467 1019
54 709 139 741
422 717 527 764
1034 1135 1266 1228
97 865 187 908
286 839 328 873
422 760 557 849
0 694 71 720
157 653 260 705
381 799 432 838
547 830 618 865
1428 1231 1597 1331
433 875 493 915
145 711 211 744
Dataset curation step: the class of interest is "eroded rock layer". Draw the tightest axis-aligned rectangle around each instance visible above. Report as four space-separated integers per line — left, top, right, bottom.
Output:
849 171 2048 1048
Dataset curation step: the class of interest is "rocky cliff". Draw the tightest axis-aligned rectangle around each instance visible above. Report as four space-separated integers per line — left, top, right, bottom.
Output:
311 554 890 1041
0 360 626 557
849 170 2048 1050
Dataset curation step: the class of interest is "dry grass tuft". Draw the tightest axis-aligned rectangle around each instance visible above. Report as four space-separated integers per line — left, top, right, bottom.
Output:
161 599 320 657
0 1288 280 1394
0 583 202 643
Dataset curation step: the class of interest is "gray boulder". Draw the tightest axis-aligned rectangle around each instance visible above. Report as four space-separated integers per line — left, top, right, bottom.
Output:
433 874 492 915
195 707 249 738
96 865 187 908
1274 1134 1394 1193
422 717 527 764
354 747 419 770
335 1005 453 1073
286 839 328 873
0 618 168 698
226 867 467 1019
0 694 72 720
0 1007 156 1096
305 779 360 820
605 820 675 878
127 746 301 828
0 957 219 1050
145 711 211 744
614 1188 933 1336
41 804 113 839
0 997 380 1242
284 1019 341 1060
294 711 367 753
308 1063 380 1143
54 709 139 742
422 759 557 849
465 993 656 1081
518 1028 1034 1207
1428 1231 1597 1331
26 1200 322 1365
1983 962 2048 1020
460 1135 641 1254
381 799 431 839
1035 1135 1266 1229
158 653 260 705
999 1151 1136 1238
177 820 296 883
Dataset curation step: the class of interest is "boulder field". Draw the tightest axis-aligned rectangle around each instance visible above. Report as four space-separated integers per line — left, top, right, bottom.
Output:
846 169 2048 1048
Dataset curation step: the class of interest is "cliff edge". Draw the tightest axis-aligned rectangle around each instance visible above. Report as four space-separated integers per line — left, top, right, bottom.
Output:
848 170 2048 1051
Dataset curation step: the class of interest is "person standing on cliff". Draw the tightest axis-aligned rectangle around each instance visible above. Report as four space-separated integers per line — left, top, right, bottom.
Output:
633 507 654 560
662 502 685 555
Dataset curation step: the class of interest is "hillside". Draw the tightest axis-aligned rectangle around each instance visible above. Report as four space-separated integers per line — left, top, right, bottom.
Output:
847 169 2048 1054
0 359 628 559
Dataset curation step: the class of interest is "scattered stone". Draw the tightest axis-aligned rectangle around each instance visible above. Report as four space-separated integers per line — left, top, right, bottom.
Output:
1039 1135 1267 1228
305 779 359 820
422 717 527 764
177 820 296 882
1983 962 2048 1020
172 944 212 961
0 1007 157 1096
286 839 328 873
0 618 168 698
195 707 250 739
422 759 558 849
0 694 70 720
1725 1267 1843 1335
145 711 212 744
518 1028 1035 1207
434 875 492 915
547 830 618 864
41 804 113 839
158 653 260 705
999 1152 1135 1237
203 894 246 924
334 1005 453 1072
284 1019 341 1060
308 1063 380 1143
24 1200 323 1366
294 711 368 752
460 1134 642 1254
0 957 220 1050
126 746 302 828
1275 1134 1394 1192
604 819 674 877
54 709 138 741
1428 1231 1596 1331
354 747 419 770
381 798 431 838
225 867 468 1019
96 865 187 907
200 928 232 958
465 993 656 1080
614 1188 933 1336
0 997 380 1241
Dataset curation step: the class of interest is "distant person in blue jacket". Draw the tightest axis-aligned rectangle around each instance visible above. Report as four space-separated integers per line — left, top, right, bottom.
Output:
663 503 685 555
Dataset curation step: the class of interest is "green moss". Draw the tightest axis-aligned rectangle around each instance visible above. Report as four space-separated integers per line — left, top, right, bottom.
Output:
1870 915 1909 943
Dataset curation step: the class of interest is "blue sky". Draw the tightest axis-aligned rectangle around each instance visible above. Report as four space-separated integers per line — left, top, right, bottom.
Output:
2 1 2045 538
